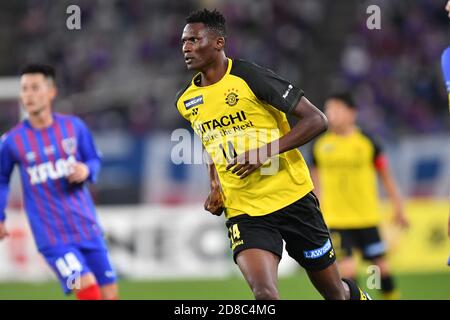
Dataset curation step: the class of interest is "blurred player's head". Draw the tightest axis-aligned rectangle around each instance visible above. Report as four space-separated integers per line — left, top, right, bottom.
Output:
20 64 57 116
324 92 357 133
182 9 227 71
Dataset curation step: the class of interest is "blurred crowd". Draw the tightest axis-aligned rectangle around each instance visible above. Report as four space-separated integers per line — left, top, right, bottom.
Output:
0 0 448 140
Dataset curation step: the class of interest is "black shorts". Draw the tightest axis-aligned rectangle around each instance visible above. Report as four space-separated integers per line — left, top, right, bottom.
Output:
329 227 386 260
225 192 336 271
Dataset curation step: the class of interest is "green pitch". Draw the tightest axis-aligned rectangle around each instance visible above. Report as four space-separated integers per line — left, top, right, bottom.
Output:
0 272 448 300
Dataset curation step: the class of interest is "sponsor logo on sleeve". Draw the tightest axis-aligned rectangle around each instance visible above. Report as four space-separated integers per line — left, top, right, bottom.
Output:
184 95 204 110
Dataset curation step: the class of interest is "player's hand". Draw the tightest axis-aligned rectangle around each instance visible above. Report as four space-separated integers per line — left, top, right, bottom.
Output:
0 222 9 240
67 162 90 184
226 147 269 179
446 0 450 17
204 187 224 216
393 209 409 229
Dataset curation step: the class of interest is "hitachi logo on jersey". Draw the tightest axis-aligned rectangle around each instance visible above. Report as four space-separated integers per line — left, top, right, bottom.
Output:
27 155 77 185
193 111 247 134
184 95 204 109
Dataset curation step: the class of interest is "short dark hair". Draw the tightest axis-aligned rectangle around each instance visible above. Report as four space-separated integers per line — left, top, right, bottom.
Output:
327 92 356 109
20 64 56 81
186 8 227 38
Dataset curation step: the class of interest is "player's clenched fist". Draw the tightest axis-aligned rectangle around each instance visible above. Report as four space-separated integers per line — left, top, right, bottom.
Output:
204 187 224 216
0 222 9 240
67 162 90 184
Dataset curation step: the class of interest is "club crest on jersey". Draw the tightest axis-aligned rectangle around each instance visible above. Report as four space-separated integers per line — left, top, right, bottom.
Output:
224 88 239 106
62 137 77 155
184 95 204 110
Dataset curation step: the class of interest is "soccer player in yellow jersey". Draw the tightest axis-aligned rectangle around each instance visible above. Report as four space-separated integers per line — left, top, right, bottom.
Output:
175 9 370 300
310 93 409 299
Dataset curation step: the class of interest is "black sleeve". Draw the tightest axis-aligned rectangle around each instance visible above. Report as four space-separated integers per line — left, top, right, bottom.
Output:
174 80 192 108
230 59 304 114
361 130 383 161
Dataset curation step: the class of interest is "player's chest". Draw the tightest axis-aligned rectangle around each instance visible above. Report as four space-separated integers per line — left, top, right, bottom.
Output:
18 133 78 166
184 83 264 124
317 139 373 168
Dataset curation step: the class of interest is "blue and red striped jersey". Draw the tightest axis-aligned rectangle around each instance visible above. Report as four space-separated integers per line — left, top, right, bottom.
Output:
442 46 450 111
0 113 103 250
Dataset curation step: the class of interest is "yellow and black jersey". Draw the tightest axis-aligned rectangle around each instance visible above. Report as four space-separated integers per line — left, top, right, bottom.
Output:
311 128 388 229
175 58 314 219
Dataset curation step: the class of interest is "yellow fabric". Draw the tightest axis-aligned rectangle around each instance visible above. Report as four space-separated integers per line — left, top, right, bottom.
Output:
313 129 381 228
176 58 313 218
382 290 400 300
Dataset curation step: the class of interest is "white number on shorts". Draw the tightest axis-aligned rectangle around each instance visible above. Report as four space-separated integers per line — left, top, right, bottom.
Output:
55 252 82 277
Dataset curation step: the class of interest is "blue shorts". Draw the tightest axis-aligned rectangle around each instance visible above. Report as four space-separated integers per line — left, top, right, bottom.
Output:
40 238 117 294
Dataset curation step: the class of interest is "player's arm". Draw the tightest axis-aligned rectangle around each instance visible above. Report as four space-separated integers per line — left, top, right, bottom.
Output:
272 96 327 155
67 118 101 184
441 46 450 112
203 147 224 216
227 96 327 178
375 153 409 229
0 136 15 240
226 60 327 178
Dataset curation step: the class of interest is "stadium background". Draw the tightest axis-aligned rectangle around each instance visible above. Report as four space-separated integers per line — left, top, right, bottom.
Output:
0 0 448 299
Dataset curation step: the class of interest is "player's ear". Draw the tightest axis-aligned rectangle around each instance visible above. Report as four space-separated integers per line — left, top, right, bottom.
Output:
216 36 226 51
49 85 58 100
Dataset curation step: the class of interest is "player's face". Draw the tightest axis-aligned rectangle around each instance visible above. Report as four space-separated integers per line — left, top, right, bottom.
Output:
324 99 356 131
20 74 56 115
181 23 221 71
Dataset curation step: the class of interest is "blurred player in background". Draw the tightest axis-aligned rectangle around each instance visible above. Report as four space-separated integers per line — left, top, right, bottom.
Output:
310 93 409 299
443 0 450 264
0 64 118 300
443 47 450 245
176 9 370 300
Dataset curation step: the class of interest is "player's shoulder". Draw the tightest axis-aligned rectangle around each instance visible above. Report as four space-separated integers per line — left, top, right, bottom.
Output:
54 112 78 122
54 112 87 127
1 121 27 144
230 58 276 80
358 128 383 151
174 78 195 107
442 46 450 57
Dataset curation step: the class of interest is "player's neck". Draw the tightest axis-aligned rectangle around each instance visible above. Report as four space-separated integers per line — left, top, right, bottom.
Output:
199 55 228 86
28 108 54 129
333 125 356 136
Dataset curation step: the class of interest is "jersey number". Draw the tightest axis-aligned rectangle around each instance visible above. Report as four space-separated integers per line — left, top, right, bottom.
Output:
55 252 82 277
